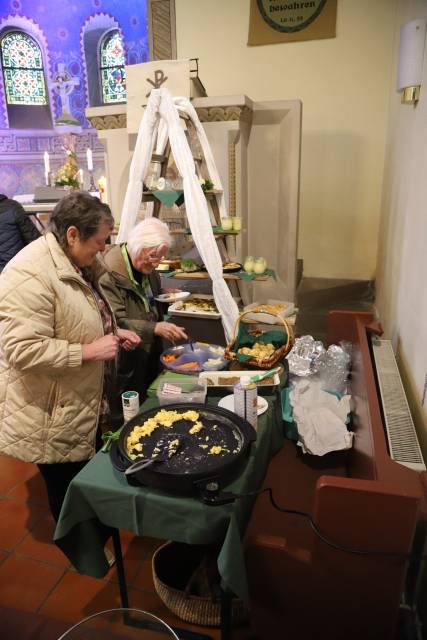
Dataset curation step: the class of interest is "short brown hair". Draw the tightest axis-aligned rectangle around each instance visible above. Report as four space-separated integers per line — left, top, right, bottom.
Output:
50 191 114 247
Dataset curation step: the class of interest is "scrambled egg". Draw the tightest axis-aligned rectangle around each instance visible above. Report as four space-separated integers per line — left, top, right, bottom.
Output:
209 445 223 455
189 421 203 434
238 341 275 360
181 410 200 422
126 409 200 453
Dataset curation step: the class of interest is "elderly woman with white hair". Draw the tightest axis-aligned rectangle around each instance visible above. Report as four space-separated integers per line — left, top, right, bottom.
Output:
99 217 187 424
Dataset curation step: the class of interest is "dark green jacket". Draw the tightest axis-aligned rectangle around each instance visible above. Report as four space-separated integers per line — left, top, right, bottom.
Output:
99 244 163 423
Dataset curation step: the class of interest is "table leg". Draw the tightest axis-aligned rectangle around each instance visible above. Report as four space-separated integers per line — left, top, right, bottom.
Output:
220 587 233 640
112 528 129 608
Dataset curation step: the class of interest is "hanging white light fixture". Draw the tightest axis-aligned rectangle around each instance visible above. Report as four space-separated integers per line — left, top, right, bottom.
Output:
397 18 427 105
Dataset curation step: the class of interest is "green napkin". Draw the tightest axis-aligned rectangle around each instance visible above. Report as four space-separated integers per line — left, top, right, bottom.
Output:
153 189 184 208
281 387 299 441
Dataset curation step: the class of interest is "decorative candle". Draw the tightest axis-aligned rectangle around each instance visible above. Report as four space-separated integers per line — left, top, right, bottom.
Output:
78 169 84 186
243 256 255 273
232 216 242 231
44 170 49 186
43 151 50 174
254 258 266 275
86 148 93 171
221 217 233 231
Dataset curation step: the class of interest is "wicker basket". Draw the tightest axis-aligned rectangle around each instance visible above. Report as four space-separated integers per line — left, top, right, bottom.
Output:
224 308 293 369
152 541 249 627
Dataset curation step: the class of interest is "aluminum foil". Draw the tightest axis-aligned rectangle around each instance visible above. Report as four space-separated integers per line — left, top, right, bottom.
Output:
316 342 352 394
286 335 326 376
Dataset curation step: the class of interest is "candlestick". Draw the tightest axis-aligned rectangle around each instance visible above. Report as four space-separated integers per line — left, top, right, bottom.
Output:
43 151 50 174
86 148 93 171
88 171 96 193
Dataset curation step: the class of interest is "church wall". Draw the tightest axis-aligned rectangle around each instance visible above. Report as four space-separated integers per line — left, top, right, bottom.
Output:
0 0 148 199
175 0 396 281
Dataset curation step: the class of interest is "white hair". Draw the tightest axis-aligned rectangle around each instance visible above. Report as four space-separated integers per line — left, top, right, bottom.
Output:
126 217 171 260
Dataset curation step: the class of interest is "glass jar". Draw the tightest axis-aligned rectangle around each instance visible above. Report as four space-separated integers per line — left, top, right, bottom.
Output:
232 216 242 231
253 258 266 275
221 217 233 231
243 256 255 273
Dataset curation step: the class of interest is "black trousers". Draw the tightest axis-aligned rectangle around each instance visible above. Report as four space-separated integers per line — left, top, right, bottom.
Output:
37 429 103 522
37 460 88 522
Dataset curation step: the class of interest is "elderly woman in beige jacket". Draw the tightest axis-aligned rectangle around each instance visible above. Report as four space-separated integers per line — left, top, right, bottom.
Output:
0 192 140 521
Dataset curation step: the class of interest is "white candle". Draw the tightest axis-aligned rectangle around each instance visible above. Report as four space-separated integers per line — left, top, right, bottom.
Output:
78 169 84 186
86 148 93 171
43 151 50 174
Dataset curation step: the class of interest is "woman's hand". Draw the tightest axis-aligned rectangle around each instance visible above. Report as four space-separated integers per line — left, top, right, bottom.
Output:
154 321 188 343
117 328 141 351
82 334 120 362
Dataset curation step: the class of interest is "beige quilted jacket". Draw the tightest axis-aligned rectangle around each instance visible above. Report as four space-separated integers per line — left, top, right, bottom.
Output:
0 233 107 463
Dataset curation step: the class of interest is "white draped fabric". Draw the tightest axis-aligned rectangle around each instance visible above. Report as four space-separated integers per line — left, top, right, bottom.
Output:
116 88 239 341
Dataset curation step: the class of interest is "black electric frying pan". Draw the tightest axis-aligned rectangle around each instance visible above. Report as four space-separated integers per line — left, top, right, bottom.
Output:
110 403 256 497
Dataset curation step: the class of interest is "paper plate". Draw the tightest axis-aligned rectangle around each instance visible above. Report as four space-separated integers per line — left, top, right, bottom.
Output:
155 292 191 303
217 394 268 416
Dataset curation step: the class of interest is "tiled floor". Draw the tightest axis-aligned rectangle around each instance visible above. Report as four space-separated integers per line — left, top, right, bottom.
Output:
0 278 378 639
0 453 254 639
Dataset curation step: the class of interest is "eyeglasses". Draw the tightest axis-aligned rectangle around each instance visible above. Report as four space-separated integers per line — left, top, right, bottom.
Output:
144 243 168 263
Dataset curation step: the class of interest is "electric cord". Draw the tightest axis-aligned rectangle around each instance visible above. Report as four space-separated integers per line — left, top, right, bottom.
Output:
238 487 427 561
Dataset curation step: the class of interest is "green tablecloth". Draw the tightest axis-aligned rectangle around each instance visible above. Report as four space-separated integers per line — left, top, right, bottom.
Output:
54 393 284 605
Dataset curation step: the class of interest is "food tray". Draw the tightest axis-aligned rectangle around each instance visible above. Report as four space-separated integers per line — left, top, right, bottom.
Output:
198 369 281 396
168 294 221 319
160 342 227 374
243 299 295 325
157 378 207 405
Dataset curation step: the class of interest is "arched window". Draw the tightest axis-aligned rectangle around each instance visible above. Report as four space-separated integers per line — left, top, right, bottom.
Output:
99 30 126 104
0 29 52 128
1 31 47 105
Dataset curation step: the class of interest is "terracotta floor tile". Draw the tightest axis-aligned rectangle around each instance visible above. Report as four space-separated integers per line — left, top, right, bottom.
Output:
107 532 162 585
15 514 71 567
0 548 9 567
39 572 154 624
127 590 223 640
131 557 155 591
8 468 49 507
0 498 47 551
0 555 65 613
0 454 36 495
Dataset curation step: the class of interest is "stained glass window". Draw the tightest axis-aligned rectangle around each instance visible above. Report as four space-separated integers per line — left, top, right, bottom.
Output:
1 31 47 105
100 30 126 104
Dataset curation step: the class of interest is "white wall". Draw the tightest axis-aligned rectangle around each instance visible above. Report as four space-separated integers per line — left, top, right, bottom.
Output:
175 0 397 279
376 0 427 457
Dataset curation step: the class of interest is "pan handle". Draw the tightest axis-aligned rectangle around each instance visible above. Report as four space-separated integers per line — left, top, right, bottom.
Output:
124 458 155 476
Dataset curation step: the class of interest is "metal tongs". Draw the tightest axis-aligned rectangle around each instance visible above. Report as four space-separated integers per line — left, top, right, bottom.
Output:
124 433 185 476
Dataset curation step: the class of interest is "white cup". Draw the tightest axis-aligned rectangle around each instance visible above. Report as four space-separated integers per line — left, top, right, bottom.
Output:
122 391 139 421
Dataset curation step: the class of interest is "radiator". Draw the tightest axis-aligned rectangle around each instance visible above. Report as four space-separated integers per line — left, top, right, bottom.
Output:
371 338 426 472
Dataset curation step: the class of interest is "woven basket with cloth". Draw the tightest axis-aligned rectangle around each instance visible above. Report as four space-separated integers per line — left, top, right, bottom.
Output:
224 308 293 369
152 541 248 627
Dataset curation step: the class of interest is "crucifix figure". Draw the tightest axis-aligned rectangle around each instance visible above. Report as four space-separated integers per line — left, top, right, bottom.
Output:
51 63 80 125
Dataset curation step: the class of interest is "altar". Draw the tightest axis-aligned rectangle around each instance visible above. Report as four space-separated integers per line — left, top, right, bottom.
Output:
86 66 302 303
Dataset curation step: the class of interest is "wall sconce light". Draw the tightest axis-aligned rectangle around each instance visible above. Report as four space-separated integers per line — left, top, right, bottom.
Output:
397 18 427 105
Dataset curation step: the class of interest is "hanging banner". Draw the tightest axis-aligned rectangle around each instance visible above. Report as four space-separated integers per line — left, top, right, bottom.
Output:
248 0 337 46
